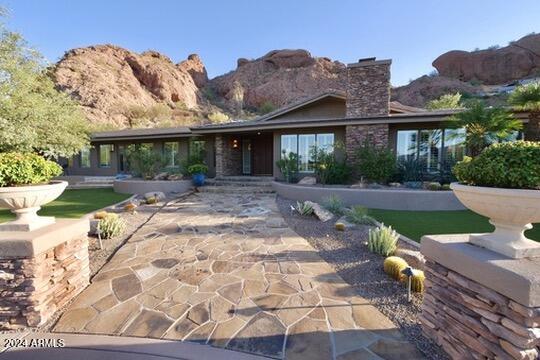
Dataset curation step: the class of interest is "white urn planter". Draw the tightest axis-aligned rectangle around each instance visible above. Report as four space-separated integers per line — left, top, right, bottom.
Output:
450 183 540 259
0 180 68 232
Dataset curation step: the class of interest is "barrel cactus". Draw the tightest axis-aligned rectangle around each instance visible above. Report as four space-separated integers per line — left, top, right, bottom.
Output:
383 256 408 281
410 269 425 293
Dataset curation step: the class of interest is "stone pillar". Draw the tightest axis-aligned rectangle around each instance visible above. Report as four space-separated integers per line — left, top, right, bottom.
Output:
215 135 225 178
0 219 90 329
345 58 391 117
214 134 242 177
345 124 389 171
420 234 540 359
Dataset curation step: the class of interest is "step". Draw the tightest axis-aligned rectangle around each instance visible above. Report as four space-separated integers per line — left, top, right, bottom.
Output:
206 179 273 187
197 185 275 194
214 176 275 182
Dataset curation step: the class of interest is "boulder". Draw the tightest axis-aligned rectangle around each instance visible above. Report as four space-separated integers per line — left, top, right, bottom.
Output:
350 181 367 189
153 172 169 180
334 216 357 231
144 191 166 202
305 201 333 222
89 219 100 236
167 173 183 181
298 176 316 185
394 248 425 270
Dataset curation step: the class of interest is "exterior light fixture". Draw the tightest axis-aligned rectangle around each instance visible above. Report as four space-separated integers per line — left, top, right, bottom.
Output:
257 132 261 135
401 266 414 302
232 139 239 149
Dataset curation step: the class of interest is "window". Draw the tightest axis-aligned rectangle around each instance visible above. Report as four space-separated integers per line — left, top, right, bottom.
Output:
280 133 334 172
80 148 91 168
99 144 113 168
396 130 417 162
443 128 466 163
164 142 179 167
189 140 206 161
419 129 442 172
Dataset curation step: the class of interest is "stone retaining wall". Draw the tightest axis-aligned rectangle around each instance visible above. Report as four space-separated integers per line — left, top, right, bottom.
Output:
421 259 539 359
0 221 90 329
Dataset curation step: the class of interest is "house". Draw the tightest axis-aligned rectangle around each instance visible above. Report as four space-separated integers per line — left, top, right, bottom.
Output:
62 58 531 179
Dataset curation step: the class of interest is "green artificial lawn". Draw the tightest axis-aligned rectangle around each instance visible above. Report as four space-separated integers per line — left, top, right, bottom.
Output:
0 188 131 222
368 209 540 243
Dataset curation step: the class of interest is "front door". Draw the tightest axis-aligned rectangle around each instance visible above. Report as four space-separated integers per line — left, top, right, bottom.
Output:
251 133 273 176
242 139 251 175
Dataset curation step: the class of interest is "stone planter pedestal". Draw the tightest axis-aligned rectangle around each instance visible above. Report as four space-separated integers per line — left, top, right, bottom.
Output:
420 234 540 359
0 219 90 330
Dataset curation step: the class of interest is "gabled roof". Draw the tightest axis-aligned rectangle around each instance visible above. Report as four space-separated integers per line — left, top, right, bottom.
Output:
92 126 192 141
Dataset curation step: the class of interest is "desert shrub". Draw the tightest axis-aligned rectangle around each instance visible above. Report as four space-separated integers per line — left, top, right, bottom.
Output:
323 195 345 216
345 205 374 225
383 256 408 280
427 182 442 191
276 151 299 183
259 101 276 115
397 158 425 183
295 201 314 216
368 224 399 256
125 144 167 179
97 213 126 239
453 141 540 189
187 164 208 175
356 142 396 183
310 145 351 185
441 184 451 191
208 111 230 123
426 93 462 110
0 152 62 187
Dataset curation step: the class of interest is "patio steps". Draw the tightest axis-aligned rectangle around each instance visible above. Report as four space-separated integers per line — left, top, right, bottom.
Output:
199 176 275 193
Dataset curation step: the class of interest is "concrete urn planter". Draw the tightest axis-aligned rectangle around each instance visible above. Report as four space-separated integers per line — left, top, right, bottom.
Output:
450 182 540 259
0 180 68 231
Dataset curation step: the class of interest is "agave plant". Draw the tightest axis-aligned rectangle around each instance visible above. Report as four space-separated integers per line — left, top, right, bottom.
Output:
295 201 314 216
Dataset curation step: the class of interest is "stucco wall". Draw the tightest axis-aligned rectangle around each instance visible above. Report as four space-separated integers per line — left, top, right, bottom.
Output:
270 97 346 121
113 179 193 195
272 182 465 211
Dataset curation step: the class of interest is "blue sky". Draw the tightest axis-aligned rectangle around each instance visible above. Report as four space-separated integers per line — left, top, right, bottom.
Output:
3 0 539 86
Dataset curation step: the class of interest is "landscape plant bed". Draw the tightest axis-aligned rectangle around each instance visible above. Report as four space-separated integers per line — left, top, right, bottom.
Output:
0 188 131 223
276 196 448 360
369 209 540 243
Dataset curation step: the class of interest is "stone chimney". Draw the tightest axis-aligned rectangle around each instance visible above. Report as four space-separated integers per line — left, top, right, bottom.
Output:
345 58 392 117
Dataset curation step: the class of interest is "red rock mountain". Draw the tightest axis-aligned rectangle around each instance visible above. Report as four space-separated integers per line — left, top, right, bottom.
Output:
52 34 540 127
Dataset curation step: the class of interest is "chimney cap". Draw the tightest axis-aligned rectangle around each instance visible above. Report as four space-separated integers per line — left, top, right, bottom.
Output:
347 58 392 68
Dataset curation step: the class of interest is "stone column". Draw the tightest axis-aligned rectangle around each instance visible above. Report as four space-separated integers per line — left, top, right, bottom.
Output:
420 234 540 359
0 219 90 329
215 135 225 178
345 124 389 172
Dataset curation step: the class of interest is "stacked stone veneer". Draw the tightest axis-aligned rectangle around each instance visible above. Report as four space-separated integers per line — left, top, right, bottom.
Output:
345 124 389 168
0 230 90 329
421 259 540 359
215 134 242 177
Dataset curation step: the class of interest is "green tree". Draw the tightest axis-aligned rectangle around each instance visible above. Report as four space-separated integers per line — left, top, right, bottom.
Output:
259 101 276 115
446 100 522 157
0 12 89 158
508 81 540 140
426 93 462 110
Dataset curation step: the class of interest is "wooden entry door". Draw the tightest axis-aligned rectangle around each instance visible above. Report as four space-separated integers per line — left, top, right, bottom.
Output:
251 133 273 176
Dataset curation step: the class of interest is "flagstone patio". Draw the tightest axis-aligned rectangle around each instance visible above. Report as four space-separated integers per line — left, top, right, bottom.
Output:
54 192 424 360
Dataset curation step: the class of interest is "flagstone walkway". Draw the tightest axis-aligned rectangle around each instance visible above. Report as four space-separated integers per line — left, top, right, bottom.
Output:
54 192 424 360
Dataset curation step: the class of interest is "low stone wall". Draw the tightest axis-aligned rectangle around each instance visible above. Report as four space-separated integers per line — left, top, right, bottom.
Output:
421 234 540 359
0 219 90 329
272 182 465 211
114 179 192 195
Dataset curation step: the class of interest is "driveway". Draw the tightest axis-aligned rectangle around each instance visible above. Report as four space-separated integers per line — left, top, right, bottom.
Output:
54 192 423 359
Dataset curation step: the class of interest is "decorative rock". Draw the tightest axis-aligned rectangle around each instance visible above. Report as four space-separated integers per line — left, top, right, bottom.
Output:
350 181 367 189
335 216 357 231
88 219 100 236
144 191 166 202
305 201 333 222
153 172 169 181
394 248 425 270
389 182 402 188
298 176 316 185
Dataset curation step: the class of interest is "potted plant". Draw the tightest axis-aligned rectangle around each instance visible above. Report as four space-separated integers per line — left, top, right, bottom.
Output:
188 164 208 186
451 141 540 258
0 153 67 231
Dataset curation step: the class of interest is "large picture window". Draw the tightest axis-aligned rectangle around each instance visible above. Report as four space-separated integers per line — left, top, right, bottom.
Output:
80 148 91 168
99 144 113 168
280 133 335 173
164 142 179 167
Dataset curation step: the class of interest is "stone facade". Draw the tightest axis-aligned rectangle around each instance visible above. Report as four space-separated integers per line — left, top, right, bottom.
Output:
345 59 391 118
345 124 389 169
525 114 540 141
421 259 540 359
0 232 90 329
215 135 242 177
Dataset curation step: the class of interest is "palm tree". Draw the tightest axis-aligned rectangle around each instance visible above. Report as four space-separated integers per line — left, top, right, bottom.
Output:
509 81 540 141
446 100 522 156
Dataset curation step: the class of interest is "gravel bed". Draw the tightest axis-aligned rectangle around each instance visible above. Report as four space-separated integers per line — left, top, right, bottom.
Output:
277 196 448 360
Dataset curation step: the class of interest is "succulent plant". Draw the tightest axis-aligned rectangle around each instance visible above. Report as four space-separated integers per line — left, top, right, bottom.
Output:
345 205 375 225
295 201 314 216
94 211 109 220
410 269 425 293
368 224 399 256
97 213 126 239
383 256 409 281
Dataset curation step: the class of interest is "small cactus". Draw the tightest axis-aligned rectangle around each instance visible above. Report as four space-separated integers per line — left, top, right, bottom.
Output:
146 196 157 205
410 269 425 293
295 201 314 216
124 202 137 213
368 224 399 256
383 256 408 281
94 211 109 220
